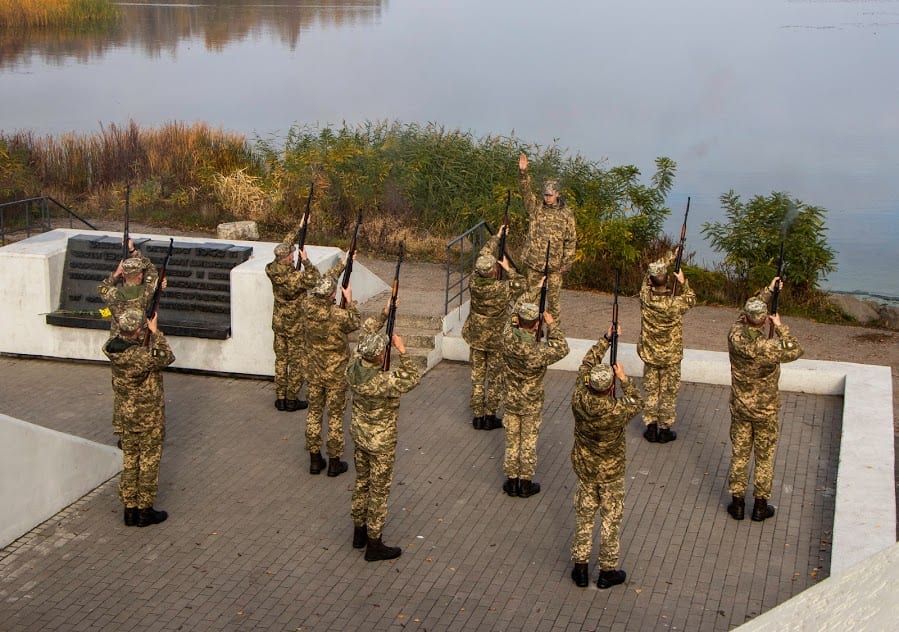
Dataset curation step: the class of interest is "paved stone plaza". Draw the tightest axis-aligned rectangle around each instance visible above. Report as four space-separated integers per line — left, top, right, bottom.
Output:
0 355 839 631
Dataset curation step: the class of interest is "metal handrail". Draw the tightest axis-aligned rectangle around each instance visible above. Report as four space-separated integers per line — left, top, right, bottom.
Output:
444 220 493 315
0 196 97 245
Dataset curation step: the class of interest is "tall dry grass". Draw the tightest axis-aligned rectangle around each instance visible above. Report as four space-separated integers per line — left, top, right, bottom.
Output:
0 0 119 28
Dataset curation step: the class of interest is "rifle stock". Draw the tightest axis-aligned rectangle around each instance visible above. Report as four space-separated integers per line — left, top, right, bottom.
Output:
340 211 363 308
143 238 173 347
671 196 690 296
535 240 550 342
381 241 405 371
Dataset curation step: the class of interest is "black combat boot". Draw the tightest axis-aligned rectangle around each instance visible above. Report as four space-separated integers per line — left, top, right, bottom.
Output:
751 497 775 522
310 452 327 475
727 495 745 521
482 414 503 430
275 398 287 411
124 507 138 527
643 422 659 443
352 525 368 549
502 478 520 497
657 427 677 443
472 416 485 429
136 507 168 527
597 569 627 589
571 563 589 587
285 399 308 411
518 479 541 498
327 457 349 477
364 537 402 562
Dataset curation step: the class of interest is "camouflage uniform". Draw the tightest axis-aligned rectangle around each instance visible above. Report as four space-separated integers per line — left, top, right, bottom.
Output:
102 326 175 510
347 312 422 539
570 339 643 570
97 252 158 339
304 270 361 458
265 241 322 401
501 317 570 480
461 234 525 418
727 287 803 499
637 250 696 431
518 168 577 320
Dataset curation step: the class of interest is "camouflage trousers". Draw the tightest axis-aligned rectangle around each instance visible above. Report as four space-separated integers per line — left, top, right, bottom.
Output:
119 425 165 509
571 477 624 570
273 331 304 398
351 447 396 539
305 373 347 457
503 411 542 479
727 410 780 499
469 347 505 417
642 362 681 428
525 268 563 321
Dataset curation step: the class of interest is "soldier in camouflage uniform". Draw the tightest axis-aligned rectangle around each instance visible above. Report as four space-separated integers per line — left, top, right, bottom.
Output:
518 152 577 321
461 227 525 430
97 239 160 340
304 273 361 477
102 308 175 528
265 238 322 412
346 308 421 561
570 328 643 589
726 278 803 522
637 247 696 444
501 302 570 498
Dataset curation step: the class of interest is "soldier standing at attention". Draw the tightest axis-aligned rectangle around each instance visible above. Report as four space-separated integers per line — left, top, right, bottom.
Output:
501 302 570 498
726 277 803 522
461 226 525 430
304 273 360 477
517 152 577 321
102 308 175 527
265 241 321 413
346 308 421 561
637 247 696 443
570 327 643 589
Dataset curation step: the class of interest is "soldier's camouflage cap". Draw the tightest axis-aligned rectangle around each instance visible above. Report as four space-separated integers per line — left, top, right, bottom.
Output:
274 242 292 258
358 332 388 361
475 254 495 276
542 179 560 195
588 364 614 392
743 297 768 319
648 261 667 277
516 302 540 322
122 257 143 274
119 308 145 334
312 275 337 298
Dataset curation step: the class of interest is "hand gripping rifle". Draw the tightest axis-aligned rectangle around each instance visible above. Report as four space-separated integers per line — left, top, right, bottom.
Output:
340 210 363 308
381 241 405 371
122 185 131 261
535 240 551 342
608 268 621 394
768 239 785 339
496 190 511 280
670 196 690 297
143 238 174 347
295 182 314 269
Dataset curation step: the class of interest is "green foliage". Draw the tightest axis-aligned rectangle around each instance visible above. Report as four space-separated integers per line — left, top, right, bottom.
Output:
701 191 837 301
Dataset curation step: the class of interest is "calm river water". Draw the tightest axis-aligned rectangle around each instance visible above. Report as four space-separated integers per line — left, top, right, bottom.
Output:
2 0 897 300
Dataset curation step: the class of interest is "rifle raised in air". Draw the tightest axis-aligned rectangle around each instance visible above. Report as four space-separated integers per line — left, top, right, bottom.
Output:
143 237 174 347
670 196 690 297
609 268 621 394
535 240 550 342
381 241 405 371
497 190 511 279
122 185 131 261
295 182 314 269
768 239 785 339
340 210 363 308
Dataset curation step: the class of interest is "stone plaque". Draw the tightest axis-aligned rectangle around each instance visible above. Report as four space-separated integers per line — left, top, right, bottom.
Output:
46 234 252 339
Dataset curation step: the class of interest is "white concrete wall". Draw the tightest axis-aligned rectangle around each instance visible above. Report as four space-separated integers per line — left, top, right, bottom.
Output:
0 413 121 549
0 230 389 375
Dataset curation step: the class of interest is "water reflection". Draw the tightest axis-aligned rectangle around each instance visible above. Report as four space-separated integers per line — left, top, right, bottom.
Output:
1 0 386 68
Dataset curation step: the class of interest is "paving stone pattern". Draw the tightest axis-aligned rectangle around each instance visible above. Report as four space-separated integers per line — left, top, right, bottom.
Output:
0 354 839 631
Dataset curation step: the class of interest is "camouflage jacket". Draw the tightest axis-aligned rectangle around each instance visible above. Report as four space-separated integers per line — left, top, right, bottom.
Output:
518 170 577 273
304 294 361 380
462 234 526 351
502 321 570 414
265 255 321 335
102 331 175 433
637 250 696 366
571 339 644 482
347 353 421 454
97 251 158 332
728 287 804 418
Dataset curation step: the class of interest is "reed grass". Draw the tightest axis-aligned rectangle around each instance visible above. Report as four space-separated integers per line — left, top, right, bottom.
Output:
0 0 119 28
